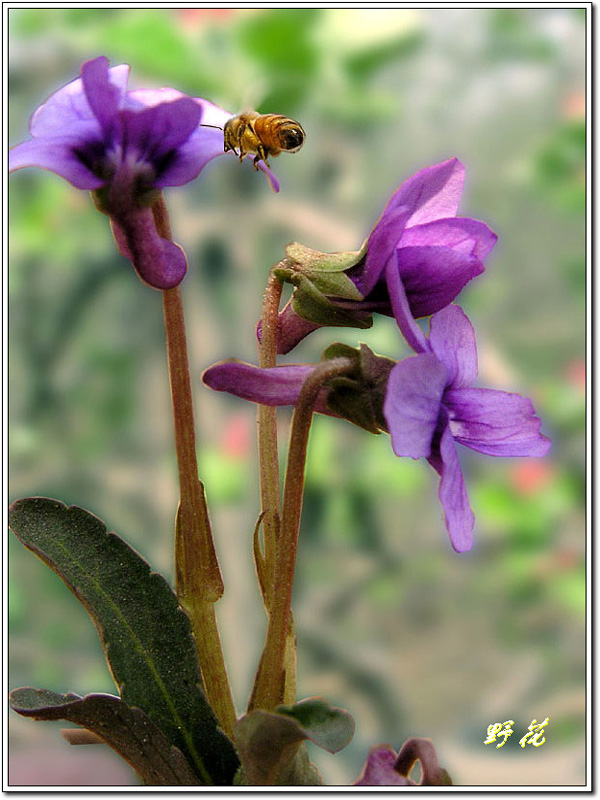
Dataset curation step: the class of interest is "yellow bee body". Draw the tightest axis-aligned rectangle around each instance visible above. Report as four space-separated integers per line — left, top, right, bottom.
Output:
223 111 305 170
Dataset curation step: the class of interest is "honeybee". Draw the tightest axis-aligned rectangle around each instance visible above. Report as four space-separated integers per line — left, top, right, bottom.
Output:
222 111 305 170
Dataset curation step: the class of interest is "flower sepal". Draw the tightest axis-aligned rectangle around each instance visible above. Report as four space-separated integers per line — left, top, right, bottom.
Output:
273 266 372 332
322 343 395 434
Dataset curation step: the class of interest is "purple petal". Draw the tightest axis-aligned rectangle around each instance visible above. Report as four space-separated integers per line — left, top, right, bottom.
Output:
110 209 187 289
30 61 129 137
203 361 334 414
445 387 552 457
385 254 429 353
400 216 497 261
8 133 104 189
383 355 447 459
385 158 465 229
398 246 484 318
356 205 412 296
81 56 121 139
428 305 478 388
257 301 322 355
354 746 413 786
428 412 475 552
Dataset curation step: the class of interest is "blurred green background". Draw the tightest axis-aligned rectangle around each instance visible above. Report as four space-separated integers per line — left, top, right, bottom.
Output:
8 7 586 787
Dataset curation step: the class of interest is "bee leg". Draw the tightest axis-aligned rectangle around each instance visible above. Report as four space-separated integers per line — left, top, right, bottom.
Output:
254 145 270 170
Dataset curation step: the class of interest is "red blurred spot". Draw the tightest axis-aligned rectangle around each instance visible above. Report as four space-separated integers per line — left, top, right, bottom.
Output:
509 461 556 496
564 359 586 393
221 414 251 459
177 9 236 28
561 92 586 121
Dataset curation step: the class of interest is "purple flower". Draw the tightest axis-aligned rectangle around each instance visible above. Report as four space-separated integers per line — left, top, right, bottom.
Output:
272 158 497 354
204 305 550 552
9 56 279 289
353 746 414 786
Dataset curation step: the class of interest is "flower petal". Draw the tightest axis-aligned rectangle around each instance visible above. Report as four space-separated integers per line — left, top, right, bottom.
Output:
81 56 122 138
257 301 323 355
110 209 187 289
428 412 475 552
383 355 447 459
400 217 497 261
445 387 552 457
386 158 465 229
354 746 413 786
428 305 478 388
356 205 412 296
385 254 429 353
30 61 130 137
8 133 104 189
398 246 484 318
203 361 333 414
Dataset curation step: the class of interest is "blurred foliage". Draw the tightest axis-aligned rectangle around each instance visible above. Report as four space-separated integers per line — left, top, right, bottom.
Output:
8 7 586 788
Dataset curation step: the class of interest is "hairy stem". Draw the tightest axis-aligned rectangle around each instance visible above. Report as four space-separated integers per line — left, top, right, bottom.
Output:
249 357 354 711
154 196 236 738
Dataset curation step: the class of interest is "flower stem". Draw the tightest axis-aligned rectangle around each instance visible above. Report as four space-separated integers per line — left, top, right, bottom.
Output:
249 356 354 711
154 196 236 738
256 270 283 609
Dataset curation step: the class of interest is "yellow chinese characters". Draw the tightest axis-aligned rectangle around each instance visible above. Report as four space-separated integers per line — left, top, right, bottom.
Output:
519 718 550 748
484 720 514 748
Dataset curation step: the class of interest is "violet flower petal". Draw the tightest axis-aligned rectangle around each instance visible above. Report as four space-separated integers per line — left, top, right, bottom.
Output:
111 210 187 289
29 63 130 137
445 387 552 457
427 411 475 552
397 245 484 318
390 157 465 229
383 355 447 459
81 55 122 138
357 205 412 296
354 746 413 786
8 131 105 189
385 254 429 353
400 216 498 261
428 305 478 388
202 361 334 414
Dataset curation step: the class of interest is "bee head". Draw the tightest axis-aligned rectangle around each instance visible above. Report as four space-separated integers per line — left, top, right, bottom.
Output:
279 123 305 153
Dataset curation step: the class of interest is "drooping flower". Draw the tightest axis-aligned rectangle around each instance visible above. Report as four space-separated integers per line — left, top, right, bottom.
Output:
267 158 496 354
204 306 550 552
9 56 279 289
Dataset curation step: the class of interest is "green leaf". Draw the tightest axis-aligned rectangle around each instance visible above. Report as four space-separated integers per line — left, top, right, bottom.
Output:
8 497 238 785
234 698 354 785
275 697 355 753
10 689 199 786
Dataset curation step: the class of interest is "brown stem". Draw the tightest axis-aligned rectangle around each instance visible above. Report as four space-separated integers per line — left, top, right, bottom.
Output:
154 196 236 738
249 357 354 710
256 270 283 607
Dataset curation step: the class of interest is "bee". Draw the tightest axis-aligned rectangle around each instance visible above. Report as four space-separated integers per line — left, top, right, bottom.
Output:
221 111 305 170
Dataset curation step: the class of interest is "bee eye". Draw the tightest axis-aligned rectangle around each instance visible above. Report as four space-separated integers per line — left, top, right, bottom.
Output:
280 127 305 150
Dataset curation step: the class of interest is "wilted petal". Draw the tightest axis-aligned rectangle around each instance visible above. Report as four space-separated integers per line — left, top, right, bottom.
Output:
354 746 413 786
445 387 552 457
384 355 447 459
203 361 333 414
428 305 478 388
398 246 483 318
400 216 497 261
428 412 475 552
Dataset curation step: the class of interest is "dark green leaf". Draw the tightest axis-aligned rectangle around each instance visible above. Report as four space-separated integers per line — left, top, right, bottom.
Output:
234 698 353 785
275 697 355 753
8 497 238 785
10 688 199 786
